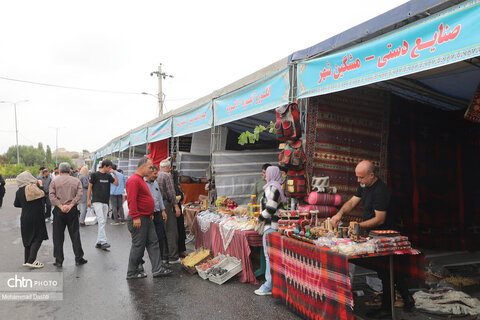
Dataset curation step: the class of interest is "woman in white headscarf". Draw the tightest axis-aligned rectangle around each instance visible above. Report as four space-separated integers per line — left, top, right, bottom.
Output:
14 171 49 268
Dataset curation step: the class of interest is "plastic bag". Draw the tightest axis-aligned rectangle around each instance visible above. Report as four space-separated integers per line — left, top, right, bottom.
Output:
123 200 129 216
84 207 97 225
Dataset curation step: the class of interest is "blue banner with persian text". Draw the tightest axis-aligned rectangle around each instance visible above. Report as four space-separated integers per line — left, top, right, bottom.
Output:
148 118 172 142
173 103 213 137
297 0 480 98
214 69 290 126
119 136 130 152
110 140 121 153
130 128 147 147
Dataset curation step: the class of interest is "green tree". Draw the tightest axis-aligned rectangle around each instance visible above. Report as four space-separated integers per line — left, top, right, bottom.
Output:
2 144 72 168
46 145 53 164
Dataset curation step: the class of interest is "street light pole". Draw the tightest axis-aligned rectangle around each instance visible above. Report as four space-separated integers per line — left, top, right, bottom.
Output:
14 103 20 165
0 100 28 165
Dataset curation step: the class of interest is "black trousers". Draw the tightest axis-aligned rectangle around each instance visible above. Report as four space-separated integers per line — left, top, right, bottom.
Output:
52 206 84 263
351 256 410 309
24 240 43 264
0 189 5 207
44 195 52 219
177 212 186 253
153 211 168 260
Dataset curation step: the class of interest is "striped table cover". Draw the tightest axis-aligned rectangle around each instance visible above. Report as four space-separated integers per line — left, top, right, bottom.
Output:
266 232 425 320
195 217 262 284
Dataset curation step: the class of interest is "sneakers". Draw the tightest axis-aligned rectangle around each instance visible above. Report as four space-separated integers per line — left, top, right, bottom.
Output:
95 243 111 250
24 261 44 269
76 258 88 266
126 272 147 280
254 288 272 296
168 258 182 264
53 261 63 268
111 222 121 226
153 267 173 277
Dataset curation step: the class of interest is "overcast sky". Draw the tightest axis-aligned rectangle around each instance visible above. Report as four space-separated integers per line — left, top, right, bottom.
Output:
0 0 408 155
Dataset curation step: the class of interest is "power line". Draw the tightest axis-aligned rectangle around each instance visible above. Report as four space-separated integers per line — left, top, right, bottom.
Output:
0 74 196 102
0 75 141 95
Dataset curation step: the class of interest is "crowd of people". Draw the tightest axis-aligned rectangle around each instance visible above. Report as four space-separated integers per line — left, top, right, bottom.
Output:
11 156 186 280
9 156 413 318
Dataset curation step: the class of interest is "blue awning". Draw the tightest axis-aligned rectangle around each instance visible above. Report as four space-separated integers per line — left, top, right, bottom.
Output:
130 128 147 147
148 118 172 142
289 0 458 63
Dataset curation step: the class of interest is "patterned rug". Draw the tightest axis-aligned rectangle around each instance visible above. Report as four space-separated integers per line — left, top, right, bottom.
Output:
464 81 480 123
306 87 390 206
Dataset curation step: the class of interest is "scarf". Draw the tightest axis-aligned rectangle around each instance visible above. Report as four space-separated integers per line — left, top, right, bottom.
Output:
16 171 45 202
263 166 287 202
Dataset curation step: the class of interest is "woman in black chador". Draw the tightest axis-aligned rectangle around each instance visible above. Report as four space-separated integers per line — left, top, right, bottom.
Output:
14 171 49 268
0 173 6 208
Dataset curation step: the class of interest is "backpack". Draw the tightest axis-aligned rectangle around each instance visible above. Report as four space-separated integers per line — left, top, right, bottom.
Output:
278 140 306 170
285 170 307 198
275 102 301 141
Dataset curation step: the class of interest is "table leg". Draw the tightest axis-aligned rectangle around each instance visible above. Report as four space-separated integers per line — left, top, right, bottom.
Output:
390 255 396 320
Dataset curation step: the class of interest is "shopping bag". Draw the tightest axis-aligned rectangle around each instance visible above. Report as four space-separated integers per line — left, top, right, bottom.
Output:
123 200 129 216
84 207 97 225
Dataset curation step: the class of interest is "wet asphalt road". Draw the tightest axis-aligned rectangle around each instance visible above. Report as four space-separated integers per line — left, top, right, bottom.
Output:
0 184 302 320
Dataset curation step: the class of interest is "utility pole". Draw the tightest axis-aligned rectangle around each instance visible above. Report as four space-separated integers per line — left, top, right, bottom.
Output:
55 128 58 167
49 126 65 167
150 64 173 116
0 100 28 165
14 103 20 165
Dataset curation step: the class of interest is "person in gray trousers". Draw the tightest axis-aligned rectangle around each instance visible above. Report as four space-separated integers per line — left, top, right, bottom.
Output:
78 166 89 225
125 156 172 279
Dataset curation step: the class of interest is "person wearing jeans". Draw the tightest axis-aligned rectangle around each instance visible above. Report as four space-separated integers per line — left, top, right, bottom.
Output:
87 159 118 250
110 164 126 225
255 166 286 296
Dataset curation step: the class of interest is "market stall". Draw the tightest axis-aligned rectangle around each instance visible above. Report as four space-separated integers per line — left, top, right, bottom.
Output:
194 210 262 284
266 231 425 320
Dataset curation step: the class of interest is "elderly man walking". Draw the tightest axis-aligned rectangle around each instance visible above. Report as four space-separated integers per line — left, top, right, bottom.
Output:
125 156 172 279
49 162 87 267
157 158 182 264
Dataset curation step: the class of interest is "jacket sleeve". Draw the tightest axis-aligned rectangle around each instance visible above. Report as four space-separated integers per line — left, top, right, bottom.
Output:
259 187 280 221
126 179 140 219
14 190 21 208
49 180 61 207
73 180 83 205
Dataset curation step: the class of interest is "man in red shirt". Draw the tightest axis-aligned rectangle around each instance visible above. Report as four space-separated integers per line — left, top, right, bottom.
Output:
125 156 172 279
